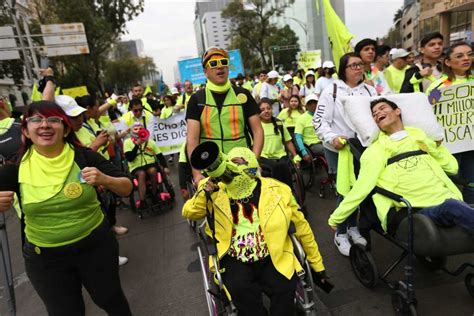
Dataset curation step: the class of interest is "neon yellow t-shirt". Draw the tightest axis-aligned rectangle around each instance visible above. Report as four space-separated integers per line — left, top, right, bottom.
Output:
294 112 320 145
277 108 304 128
384 65 408 93
260 121 291 159
124 138 161 172
160 106 174 119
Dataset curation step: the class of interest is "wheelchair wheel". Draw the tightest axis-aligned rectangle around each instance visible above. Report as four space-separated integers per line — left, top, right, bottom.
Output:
391 290 417 316
349 244 378 289
289 160 306 206
416 256 447 271
299 157 315 189
464 273 474 298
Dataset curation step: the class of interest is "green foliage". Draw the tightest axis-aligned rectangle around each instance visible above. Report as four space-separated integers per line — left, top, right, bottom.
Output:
103 57 144 92
266 25 300 71
222 0 297 73
29 0 144 95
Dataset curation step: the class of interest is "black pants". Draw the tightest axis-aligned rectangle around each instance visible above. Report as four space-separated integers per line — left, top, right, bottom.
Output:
23 221 131 316
221 256 297 316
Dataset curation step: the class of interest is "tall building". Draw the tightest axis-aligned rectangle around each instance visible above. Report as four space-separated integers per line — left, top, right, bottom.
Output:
194 0 232 56
115 39 145 59
401 1 420 51
419 0 473 45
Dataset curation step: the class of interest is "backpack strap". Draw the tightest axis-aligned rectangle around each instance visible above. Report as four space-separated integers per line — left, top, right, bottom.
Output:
387 150 427 166
332 83 337 102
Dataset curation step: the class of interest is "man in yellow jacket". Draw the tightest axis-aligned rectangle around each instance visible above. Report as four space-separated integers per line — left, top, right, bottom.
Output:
328 98 473 237
183 146 328 315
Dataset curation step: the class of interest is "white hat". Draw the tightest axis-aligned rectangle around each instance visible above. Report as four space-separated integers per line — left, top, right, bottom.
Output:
170 87 179 94
305 70 315 77
391 48 410 60
55 95 86 117
305 93 318 104
267 70 279 79
322 60 335 68
283 74 293 82
389 48 398 56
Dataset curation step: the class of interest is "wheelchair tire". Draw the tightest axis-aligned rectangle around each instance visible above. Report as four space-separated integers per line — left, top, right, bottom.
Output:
416 256 447 271
349 244 378 289
391 290 417 316
464 273 474 298
289 161 306 206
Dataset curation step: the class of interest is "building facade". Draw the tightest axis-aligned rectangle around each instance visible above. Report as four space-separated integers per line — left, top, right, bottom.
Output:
201 11 231 49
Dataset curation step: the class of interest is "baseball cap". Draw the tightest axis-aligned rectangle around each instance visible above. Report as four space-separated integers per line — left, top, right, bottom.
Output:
201 47 229 67
267 70 279 79
305 70 315 77
283 74 293 82
170 87 179 94
322 60 335 68
55 95 86 117
391 48 410 60
305 93 318 104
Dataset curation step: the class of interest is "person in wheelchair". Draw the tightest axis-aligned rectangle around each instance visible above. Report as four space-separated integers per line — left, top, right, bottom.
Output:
182 147 329 316
294 94 325 162
259 98 301 189
328 98 474 237
124 122 169 208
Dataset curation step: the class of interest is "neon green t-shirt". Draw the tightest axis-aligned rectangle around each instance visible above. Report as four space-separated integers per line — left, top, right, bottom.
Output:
21 162 104 247
124 138 162 172
178 142 188 163
294 112 320 145
384 65 408 93
160 106 174 119
277 108 304 128
260 121 291 159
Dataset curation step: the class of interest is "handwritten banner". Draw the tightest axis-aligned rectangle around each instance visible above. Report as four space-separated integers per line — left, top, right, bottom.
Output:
429 82 473 154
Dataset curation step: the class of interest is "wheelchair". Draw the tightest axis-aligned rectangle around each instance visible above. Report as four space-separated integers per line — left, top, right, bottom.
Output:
345 138 474 315
297 144 335 198
196 220 319 316
128 163 175 219
259 156 306 209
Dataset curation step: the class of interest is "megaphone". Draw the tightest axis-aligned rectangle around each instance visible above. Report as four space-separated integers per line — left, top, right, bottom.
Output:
190 141 235 183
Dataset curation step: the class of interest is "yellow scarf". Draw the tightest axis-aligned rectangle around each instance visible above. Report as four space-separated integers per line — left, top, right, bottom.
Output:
19 144 75 204
206 80 232 93
0 117 14 136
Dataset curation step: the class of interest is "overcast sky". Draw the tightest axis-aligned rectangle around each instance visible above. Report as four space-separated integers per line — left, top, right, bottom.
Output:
123 0 403 83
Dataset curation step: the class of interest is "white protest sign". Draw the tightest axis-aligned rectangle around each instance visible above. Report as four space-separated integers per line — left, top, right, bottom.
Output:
428 81 473 154
147 111 187 154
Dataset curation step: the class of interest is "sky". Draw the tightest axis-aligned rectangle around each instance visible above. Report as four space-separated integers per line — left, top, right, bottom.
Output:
122 0 404 84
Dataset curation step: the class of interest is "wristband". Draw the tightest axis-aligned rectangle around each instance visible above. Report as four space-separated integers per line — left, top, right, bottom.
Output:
37 76 55 93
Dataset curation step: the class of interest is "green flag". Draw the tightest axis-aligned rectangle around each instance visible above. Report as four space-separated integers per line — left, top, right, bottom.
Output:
322 0 354 70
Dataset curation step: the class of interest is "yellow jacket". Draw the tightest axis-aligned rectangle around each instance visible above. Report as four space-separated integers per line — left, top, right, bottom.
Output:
182 177 325 279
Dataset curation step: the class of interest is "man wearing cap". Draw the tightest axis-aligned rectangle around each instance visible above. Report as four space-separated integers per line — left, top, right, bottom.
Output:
186 47 263 184
260 70 281 115
384 48 410 93
280 74 299 108
315 61 336 97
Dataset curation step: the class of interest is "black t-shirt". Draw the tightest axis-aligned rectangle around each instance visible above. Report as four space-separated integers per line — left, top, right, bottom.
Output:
185 86 260 122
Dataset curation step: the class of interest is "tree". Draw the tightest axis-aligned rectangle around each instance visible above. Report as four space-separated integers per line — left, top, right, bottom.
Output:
393 7 403 23
222 0 295 72
266 25 300 71
28 0 144 95
103 57 144 93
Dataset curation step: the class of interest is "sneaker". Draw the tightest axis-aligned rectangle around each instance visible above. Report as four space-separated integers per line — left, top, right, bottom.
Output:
334 233 351 256
119 256 129 266
112 225 129 236
347 227 367 246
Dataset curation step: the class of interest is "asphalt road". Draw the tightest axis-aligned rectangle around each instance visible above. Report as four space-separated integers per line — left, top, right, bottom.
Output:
0 164 473 315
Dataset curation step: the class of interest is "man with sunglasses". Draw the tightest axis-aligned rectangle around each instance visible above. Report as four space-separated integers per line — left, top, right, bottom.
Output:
121 98 153 129
186 47 263 184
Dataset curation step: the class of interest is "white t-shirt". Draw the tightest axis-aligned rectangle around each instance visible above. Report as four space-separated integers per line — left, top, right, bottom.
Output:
315 77 335 95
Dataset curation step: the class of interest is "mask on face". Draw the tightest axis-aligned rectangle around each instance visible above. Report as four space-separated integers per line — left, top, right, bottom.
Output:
224 147 259 200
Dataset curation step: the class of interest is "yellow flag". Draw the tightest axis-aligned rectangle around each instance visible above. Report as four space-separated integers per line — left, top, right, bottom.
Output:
31 83 42 101
143 85 152 96
322 0 354 70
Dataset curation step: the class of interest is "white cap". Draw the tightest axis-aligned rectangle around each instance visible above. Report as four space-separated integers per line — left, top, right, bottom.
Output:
267 70 279 79
170 87 179 94
283 74 293 82
322 60 335 68
389 48 398 56
55 95 86 117
305 70 315 77
305 93 318 104
391 48 410 60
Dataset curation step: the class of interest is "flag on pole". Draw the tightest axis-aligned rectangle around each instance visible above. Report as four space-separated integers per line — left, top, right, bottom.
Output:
31 83 42 101
144 85 152 96
322 0 354 70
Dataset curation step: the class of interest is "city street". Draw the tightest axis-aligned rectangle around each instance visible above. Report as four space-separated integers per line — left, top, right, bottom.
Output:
1 165 473 316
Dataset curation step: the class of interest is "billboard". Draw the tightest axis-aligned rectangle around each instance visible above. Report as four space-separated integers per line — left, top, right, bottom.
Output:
41 23 90 57
178 49 244 85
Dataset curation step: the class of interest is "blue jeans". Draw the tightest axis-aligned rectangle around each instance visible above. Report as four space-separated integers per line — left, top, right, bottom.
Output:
323 148 338 175
418 199 474 237
454 150 474 204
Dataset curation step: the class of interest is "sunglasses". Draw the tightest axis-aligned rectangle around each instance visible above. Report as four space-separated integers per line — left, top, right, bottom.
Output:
133 108 143 113
206 58 229 69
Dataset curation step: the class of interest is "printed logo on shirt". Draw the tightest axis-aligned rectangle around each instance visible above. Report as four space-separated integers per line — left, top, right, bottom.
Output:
237 93 248 104
64 182 83 199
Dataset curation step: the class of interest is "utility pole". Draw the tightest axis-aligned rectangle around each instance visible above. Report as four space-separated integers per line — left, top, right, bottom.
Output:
6 0 34 83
